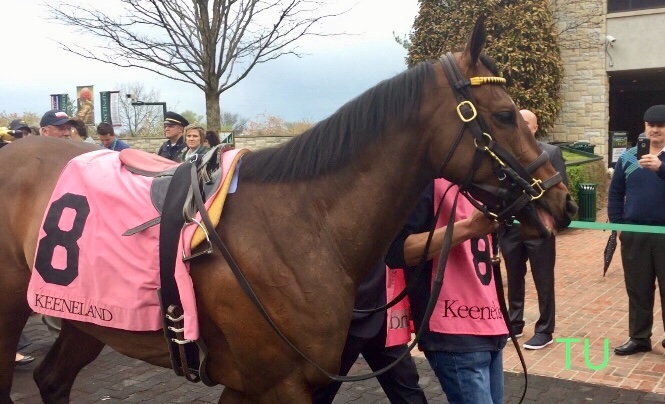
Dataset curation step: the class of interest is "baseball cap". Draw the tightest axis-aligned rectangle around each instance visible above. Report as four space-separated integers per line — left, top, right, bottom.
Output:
40 110 75 127
9 119 30 131
644 105 665 123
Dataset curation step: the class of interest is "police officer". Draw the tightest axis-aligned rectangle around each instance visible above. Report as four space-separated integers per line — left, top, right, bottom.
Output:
157 111 189 161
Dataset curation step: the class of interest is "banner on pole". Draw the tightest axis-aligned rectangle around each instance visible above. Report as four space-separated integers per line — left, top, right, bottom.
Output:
76 85 95 125
100 91 121 127
50 94 69 111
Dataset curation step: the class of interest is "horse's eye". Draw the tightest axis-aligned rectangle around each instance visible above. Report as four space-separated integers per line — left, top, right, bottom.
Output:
494 111 515 125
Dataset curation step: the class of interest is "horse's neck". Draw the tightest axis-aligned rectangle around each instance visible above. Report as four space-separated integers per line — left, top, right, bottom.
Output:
302 136 431 282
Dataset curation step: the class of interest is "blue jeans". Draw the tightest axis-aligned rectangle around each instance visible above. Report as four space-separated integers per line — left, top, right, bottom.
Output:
425 350 504 404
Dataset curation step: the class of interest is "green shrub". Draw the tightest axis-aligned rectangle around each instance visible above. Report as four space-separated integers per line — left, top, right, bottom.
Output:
407 0 564 137
566 165 585 202
565 160 608 216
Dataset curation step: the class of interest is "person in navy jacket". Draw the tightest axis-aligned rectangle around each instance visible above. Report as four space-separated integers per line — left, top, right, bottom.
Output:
609 105 665 356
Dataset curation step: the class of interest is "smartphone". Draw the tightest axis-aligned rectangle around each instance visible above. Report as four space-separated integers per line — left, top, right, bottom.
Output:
637 138 650 159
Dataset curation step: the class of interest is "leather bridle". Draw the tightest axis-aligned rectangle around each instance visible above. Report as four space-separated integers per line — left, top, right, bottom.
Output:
438 52 564 235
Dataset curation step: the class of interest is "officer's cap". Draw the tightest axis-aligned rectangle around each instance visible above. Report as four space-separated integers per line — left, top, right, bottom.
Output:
164 111 189 127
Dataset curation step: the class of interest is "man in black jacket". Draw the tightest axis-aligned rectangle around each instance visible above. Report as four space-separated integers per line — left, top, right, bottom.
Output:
499 109 568 350
157 111 189 161
312 259 427 404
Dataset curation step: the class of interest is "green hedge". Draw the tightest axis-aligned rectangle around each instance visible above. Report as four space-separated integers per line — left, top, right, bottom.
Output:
565 160 609 215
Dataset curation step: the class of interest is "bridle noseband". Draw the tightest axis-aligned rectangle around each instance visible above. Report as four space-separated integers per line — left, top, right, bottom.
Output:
438 52 563 234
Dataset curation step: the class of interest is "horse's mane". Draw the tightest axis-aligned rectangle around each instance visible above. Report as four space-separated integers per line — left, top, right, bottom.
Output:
239 61 435 182
239 53 501 183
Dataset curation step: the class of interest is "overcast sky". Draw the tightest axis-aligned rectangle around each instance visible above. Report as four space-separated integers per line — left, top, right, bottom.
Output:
2 0 419 124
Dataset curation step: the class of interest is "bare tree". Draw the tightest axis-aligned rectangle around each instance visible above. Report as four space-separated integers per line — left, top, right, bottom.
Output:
243 113 312 136
552 0 604 49
48 0 344 131
118 82 164 136
221 111 248 132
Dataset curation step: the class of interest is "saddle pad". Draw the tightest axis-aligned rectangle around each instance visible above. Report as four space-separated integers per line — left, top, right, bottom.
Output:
175 148 247 340
190 148 249 250
28 149 244 340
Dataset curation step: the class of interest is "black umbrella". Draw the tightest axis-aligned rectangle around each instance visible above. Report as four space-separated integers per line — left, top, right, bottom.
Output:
603 230 618 277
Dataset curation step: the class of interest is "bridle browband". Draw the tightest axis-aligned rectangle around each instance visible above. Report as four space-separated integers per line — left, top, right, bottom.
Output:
438 52 563 235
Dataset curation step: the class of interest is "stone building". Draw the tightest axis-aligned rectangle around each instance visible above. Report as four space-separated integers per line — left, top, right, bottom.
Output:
551 0 665 165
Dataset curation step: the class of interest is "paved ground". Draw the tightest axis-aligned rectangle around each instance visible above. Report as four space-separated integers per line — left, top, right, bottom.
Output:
10 315 665 404
11 208 665 402
502 209 665 395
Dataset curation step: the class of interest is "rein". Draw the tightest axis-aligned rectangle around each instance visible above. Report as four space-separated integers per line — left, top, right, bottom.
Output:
186 164 407 382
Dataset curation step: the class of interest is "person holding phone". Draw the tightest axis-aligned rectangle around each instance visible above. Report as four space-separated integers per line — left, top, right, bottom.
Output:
608 104 665 356
636 137 651 160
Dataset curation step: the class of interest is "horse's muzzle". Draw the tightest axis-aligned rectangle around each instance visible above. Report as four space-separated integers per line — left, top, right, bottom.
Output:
561 194 578 227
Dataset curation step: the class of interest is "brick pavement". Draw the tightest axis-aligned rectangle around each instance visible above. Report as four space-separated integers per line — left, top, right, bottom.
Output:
11 209 665 402
502 209 665 395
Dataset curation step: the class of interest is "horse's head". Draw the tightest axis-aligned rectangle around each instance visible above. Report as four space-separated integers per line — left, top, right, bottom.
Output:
423 16 577 238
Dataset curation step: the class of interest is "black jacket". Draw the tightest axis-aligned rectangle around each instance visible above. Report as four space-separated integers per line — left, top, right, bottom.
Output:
157 136 186 161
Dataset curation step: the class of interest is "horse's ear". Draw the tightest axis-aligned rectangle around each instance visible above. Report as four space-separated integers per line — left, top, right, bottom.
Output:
463 16 487 67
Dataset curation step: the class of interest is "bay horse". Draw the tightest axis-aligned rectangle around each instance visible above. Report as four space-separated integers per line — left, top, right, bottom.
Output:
0 20 575 403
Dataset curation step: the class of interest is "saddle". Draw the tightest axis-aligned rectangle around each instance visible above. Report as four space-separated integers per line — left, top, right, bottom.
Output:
119 145 232 386
121 146 226 235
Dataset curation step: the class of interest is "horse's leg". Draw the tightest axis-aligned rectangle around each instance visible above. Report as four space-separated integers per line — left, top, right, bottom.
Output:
219 388 248 404
34 320 105 404
0 310 30 404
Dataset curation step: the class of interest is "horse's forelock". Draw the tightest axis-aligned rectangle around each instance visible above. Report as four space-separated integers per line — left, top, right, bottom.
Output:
239 62 435 183
479 53 499 77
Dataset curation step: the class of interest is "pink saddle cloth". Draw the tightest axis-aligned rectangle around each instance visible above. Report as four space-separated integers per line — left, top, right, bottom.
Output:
28 148 245 340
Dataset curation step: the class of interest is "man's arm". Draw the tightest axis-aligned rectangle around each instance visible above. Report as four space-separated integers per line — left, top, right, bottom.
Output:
540 142 568 188
401 210 498 266
386 185 433 270
386 184 499 268
550 145 569 188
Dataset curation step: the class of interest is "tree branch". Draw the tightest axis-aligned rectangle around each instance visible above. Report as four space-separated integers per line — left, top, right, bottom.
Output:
48 0 346 93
